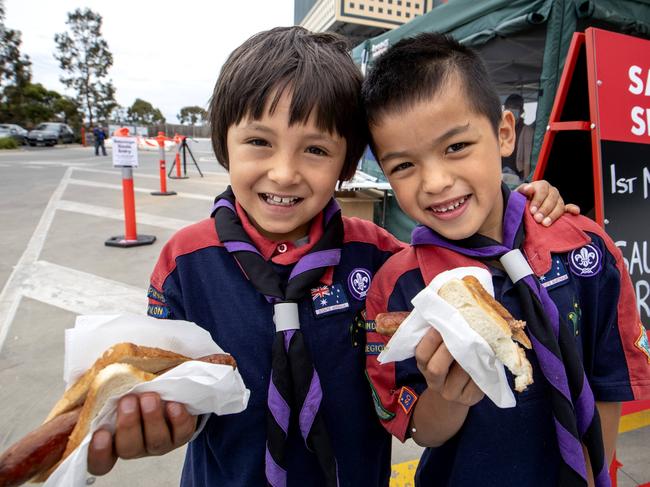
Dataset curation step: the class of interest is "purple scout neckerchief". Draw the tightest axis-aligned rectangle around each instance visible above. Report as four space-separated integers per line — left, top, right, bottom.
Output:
411 187 609 487
212 187 340 487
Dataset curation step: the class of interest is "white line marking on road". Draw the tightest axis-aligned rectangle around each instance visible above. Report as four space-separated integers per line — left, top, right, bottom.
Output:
0 167 73 350
21 261 147 316
71 167 229 186
57 200 194 230
68 178 213 201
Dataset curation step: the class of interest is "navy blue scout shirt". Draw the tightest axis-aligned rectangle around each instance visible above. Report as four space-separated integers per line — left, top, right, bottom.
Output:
365 212 650 487
147 206 405 487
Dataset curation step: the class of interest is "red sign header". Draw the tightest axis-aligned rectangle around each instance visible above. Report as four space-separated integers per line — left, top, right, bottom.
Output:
592 29 650 145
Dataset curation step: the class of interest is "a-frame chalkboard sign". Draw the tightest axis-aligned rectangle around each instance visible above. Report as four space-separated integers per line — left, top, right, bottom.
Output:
534 27 650 332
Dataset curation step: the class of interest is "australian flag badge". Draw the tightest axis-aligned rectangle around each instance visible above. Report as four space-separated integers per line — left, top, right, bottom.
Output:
540 255 570 290
311 283 350 317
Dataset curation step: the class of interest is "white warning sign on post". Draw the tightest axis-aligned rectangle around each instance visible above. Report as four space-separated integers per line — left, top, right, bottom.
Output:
112 136 139 168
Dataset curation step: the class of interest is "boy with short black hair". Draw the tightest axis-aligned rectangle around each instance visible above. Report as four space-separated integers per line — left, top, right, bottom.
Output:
86 27 573 486
363 32 650 487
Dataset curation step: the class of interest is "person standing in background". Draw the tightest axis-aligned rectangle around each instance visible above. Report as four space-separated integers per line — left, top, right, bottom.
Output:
93 125 107 156
501 94 535 182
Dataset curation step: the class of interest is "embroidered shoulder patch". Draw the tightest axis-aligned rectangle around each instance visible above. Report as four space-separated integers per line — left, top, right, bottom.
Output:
365 342 384 355
147 303 169 319
635 323 650 363
348 268 372 301
568 244 602 278
147 284 166 304
311 283 350 317
398 386 417 414
366 371 395 421
541 255 570 290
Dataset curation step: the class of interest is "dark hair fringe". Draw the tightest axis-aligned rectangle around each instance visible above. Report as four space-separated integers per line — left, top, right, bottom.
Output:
209 26 368 181
362 32 503 137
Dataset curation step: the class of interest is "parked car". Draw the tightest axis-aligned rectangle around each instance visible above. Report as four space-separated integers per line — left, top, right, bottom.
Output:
26 122 75 146
0 123 27 144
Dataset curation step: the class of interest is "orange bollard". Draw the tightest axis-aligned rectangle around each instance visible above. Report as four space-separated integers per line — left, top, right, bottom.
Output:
81 126 86 147
105 127 156 248
151 131 176 196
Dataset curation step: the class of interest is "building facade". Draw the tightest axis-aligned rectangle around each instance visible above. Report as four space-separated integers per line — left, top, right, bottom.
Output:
295 0 447 43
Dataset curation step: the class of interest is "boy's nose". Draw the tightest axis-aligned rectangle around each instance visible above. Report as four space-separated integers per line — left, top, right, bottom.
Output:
267 157 301 186
420 162 454 195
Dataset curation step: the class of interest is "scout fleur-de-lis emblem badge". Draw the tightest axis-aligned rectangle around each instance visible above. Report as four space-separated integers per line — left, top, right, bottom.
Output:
348 268 372 300
569 244 602 277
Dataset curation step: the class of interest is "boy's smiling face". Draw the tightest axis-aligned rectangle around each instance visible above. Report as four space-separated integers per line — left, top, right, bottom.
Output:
226 90 346 242
371 80 515 242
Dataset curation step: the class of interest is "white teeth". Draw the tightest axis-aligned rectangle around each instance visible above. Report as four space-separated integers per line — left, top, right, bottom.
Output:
264 194 299 206
432 196 468 213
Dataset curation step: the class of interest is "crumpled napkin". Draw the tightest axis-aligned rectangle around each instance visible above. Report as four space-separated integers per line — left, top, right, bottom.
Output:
377 267 516 408
43 314 250 487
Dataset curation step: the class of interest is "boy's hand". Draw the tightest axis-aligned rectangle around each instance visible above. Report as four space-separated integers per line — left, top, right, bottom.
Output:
517 181 581 227
415 328 483 406
87 392 197 476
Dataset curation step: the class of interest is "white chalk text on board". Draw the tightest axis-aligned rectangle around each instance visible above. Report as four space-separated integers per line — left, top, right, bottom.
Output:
616 240 650 318
609 164 650 196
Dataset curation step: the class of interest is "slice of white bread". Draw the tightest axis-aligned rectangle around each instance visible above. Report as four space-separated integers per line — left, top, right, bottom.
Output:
34 363 157 481
438 276 533 392
44 343 190 423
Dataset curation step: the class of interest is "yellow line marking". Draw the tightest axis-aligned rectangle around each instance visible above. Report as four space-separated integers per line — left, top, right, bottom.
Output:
619 410 650 433
390 459 419 487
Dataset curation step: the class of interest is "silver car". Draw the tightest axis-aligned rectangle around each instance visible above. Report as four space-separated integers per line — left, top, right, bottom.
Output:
26 122 75 146
0 124 27 144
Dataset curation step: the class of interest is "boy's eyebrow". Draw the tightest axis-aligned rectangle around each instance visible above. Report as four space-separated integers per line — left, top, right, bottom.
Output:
240 122 274 134
379 122 472 164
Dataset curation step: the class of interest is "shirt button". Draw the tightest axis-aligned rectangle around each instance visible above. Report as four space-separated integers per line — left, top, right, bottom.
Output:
277 243 288 253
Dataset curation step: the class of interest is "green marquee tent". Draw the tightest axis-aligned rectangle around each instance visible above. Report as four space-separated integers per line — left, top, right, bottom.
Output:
351 0 650 241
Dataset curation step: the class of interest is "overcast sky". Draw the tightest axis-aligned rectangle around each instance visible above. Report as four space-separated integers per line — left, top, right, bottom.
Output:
4 0 294 123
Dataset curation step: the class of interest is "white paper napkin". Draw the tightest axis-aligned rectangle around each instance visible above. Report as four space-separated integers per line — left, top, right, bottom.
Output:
64 313 225 385
377 266 516 408
43 314 250 487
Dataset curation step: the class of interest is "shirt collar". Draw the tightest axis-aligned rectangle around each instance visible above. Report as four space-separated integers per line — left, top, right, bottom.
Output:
523 208 591 276
235 203 334 285
235 202 333 284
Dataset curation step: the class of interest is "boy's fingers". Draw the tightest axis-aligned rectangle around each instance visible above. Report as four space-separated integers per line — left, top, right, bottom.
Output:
139 393 173 456
415 328 443 367
459 380 484 406
565 203 581 215
441 362 470 402
166 402 197 447
524 180 550 215
87 429 117 476
422 343 455 391
543 198 566 226
114 395 146 459
535 187 561 224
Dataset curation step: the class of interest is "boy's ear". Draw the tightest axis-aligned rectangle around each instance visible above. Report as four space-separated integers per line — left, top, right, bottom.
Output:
498 111 516 158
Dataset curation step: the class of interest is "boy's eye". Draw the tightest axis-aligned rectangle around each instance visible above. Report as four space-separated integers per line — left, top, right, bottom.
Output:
389 161 413 175
306 146 328 156
248 138 270 147
446 142 468 154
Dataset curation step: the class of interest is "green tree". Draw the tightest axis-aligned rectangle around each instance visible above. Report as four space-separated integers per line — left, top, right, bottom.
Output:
0 0 32 123
53 95 83 129
128 98 165 125
178 106 207 126
54 8 115 126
